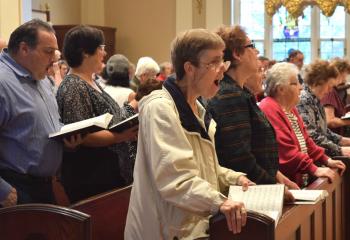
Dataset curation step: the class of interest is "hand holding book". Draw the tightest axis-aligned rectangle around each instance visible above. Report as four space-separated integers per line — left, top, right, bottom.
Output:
49 113 139 140
219 199 247 234
63 133 84 149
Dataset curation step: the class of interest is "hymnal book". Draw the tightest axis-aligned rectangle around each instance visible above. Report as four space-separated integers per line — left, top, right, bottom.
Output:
289 189 328 204
341 112 350 120
49 113 139 139
109 113 139 133
229 184 284 227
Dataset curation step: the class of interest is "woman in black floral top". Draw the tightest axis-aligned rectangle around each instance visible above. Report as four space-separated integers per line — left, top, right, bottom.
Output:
56 25 138 203
297 60 350 158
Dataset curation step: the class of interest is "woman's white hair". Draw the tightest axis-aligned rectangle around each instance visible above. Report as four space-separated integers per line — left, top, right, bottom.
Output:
135 56 160 78
265 62 299 97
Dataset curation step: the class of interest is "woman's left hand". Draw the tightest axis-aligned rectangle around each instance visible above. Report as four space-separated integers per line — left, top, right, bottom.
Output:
327 159 346 176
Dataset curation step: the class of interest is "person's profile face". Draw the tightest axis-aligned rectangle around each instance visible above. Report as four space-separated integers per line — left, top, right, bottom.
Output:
190 47 228 99
241 37 259 72
25 30 58 80
285 74 302 106
291 53 304 70
60 64 69 78
318 77 337 99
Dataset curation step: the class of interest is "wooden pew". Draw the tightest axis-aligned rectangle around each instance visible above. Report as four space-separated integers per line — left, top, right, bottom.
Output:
209 210 275 239
0 203 91 240
70 185 132 240
210 172 345 240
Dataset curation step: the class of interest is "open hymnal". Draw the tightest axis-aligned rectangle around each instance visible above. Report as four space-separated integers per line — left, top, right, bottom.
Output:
341 112 350 120
289 189 328 204
109 113 139 133
229 184 284 227
49 113 139 139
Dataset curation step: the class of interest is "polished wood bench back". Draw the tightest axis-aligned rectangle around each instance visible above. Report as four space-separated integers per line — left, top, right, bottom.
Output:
71 185 132 240
209 210 274 240
0 203 91 240
210 170 346 240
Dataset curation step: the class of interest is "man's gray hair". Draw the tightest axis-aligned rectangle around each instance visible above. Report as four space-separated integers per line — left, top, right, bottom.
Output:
265 62 299 97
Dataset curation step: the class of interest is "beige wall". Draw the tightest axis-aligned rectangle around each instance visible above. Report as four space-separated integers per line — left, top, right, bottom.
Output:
81 0 104 26
2 0 227 64
104 0 176 64
0 0 21 41
32 0 81 25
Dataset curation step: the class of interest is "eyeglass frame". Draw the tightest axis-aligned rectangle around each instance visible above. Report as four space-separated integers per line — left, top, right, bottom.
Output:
197 59 231 72
99 44 106 51
244 43 256 49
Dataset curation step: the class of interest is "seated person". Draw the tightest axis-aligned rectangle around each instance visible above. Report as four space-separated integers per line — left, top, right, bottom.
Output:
297 59 350 158
130 56 159 91
125 28 253 240
260 62 346 187
321 58 350 135
100 54 135 107
208 25 298 189
156 61 173 81
58 60 69 79
286 49 304 84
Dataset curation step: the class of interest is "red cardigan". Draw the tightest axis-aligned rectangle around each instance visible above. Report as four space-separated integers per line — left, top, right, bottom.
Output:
259 97 328 184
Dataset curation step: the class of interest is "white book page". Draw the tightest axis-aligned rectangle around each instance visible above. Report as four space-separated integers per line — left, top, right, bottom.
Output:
59 113 113 134
229 184 284 212
341 112 350 119
289 190 328 203
229 184 284 226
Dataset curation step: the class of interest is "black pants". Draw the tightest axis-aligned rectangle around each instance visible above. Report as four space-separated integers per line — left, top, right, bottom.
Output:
0 169 54 206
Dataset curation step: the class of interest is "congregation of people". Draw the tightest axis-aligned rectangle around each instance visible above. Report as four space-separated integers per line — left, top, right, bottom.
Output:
0 18 349 239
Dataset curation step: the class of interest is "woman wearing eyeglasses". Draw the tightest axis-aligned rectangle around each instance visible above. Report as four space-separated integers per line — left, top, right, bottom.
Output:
260 62 345 187
56 25 138 203
125 29 253 240
208 25 299 191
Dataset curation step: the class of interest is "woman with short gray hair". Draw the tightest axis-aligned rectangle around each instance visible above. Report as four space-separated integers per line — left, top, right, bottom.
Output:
260 62 345 187
264 62 299 97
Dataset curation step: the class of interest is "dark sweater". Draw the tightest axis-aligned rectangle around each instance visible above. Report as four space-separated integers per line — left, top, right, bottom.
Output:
207 74 278 184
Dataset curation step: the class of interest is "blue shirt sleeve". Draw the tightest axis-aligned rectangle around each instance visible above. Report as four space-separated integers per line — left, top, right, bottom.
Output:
0 83 10 127
0 83 13 201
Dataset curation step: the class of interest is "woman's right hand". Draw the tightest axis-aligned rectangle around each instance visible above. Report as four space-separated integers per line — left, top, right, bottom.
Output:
314 167 336 183
219 199 247 234
112 125 138 143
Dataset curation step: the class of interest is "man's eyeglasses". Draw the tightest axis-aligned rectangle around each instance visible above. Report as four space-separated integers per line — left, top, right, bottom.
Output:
201 60 231 72
244 43 256 49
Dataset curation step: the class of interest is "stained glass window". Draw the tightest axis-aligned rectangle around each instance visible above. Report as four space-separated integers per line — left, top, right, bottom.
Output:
272 6 311 63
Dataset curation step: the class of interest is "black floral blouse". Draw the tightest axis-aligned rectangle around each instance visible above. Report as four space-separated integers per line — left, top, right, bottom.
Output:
56 74 136 200
296 84 342 156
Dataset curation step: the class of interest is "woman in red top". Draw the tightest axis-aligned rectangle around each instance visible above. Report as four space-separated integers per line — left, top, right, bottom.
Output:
260 62 346 187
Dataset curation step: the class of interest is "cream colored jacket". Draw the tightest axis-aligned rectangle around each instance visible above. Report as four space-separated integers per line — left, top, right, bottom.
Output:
124 88 244 240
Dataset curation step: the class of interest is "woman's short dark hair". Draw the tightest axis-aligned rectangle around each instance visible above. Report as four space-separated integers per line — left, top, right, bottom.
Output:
8 19 54 55
63 25 104 68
